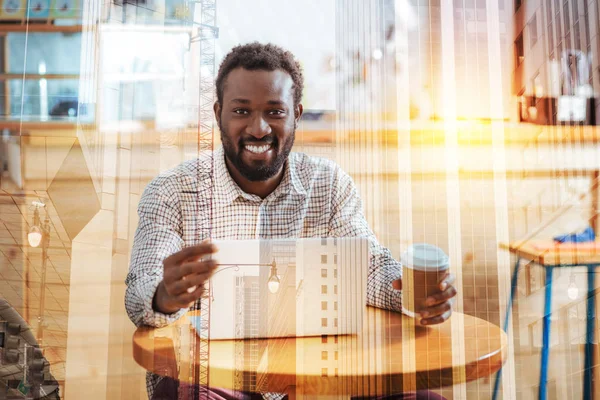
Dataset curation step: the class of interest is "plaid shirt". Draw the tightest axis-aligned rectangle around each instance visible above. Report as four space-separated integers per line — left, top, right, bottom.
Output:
125 146 403 398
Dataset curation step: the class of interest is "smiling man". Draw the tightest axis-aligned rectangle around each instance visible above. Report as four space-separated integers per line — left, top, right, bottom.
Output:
217 67 298 193
126 42 456 400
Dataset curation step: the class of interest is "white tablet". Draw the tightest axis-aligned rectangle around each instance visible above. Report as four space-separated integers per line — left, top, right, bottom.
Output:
192 237 369 340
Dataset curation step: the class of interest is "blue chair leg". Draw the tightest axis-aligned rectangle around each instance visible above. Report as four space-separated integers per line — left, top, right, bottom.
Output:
538 267 553 400
492 257 521 400
583 265 596 400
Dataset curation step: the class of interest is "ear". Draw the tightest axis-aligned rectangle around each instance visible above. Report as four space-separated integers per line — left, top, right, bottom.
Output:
213 102 222 126
294 103 303 124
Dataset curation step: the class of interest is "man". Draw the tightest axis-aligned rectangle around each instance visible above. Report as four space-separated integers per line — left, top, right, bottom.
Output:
126 42 456 399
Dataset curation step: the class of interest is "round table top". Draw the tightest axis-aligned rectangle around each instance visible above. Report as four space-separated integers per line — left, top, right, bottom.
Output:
133 307 507 396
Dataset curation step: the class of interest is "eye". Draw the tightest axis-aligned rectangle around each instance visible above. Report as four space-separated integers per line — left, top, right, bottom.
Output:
269 109 286 116
233 109 249 115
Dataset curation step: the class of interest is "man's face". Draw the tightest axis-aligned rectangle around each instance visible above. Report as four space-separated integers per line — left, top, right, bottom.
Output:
215 68 302 182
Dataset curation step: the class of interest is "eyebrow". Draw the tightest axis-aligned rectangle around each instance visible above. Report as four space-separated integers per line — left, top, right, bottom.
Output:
229 98 287 106
266 100 286 106
230 98 251 104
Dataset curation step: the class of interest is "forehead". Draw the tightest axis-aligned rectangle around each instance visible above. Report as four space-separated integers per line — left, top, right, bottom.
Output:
222 68 295 104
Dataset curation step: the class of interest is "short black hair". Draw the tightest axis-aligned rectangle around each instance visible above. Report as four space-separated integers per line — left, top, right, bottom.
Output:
216 42 304 107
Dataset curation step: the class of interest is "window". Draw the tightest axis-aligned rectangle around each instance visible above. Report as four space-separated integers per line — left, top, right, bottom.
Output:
334 285 338 295
335 351 338 361
321 318 328 327
334 254 337 264
334 318 338 328
322 351 328 360
533 73 543 103
563 3 570 36
334 336 338 344
546 1 554 51
518 87 527 122
582 0 591 62
574 21 581 50
476 0 486 20
547 9 554 59
321 238 327 246
465 8 475 21
335 368 338 377
334 301 338 311
321 301 328 311
321 255 328 264
564 8 572 49
104 31 191 124
515 32 524 67
555 1 562 52
529 14 538 47
321 335 328 344
1 32 96 122
321 285 328 294
571 0 580 47
322 368 328 377
321 268 328 278
334 269 337 278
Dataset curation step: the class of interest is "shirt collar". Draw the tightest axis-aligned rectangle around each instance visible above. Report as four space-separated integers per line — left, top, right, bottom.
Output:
213 146 244 205
213 146 307 206
270 150 307 201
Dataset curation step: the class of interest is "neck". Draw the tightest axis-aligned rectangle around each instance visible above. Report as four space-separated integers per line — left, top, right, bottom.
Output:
225 158 286 199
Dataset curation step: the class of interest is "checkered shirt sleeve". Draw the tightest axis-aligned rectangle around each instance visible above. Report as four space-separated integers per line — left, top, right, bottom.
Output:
125 175 188 328
329 167 403 312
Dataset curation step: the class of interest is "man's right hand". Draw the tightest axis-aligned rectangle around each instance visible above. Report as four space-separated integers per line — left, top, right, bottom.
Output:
153 241 219 314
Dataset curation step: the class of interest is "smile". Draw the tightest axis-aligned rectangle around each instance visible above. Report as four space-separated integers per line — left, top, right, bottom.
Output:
244 144 271 154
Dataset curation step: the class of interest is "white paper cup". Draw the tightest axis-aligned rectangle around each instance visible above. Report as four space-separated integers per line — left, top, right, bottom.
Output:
400 244 449 319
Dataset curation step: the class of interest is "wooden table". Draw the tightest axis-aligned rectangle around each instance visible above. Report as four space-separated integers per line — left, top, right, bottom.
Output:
133 307 507 398
494 241 600 400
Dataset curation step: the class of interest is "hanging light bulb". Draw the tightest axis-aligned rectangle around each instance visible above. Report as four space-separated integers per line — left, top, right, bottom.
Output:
567 273 579 300
28 201 46 248
28 225 43 248
267 259 279 294
268 275 280 294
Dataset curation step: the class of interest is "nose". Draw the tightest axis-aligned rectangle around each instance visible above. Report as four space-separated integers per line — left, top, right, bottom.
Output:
247 114 272 138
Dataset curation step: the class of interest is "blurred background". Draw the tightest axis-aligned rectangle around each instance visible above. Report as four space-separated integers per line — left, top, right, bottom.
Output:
0 0 599 398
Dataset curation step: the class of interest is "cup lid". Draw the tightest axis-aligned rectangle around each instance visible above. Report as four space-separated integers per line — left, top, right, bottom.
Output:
401 243 449 271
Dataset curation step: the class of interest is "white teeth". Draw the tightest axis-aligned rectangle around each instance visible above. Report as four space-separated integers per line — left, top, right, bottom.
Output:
245 144 270 154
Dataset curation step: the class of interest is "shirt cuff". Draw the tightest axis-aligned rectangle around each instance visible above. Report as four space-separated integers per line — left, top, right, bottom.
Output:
368 260 403 313
142 276 188 327
382 267 403 312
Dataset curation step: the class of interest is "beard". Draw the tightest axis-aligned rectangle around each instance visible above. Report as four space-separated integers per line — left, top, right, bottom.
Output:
220 122 296 182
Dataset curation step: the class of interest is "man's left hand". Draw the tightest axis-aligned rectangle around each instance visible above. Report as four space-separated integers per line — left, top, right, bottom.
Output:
419 274 457 325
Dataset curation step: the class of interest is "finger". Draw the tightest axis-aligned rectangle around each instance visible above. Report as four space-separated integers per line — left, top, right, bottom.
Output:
169 270 215 295
420 300 452 319
438 273 456 291
177 285 207 308
421 309 452 326
164 243 218 267
163 259 217 285
425 285 458 306
174 259 218 281
167 285 205 309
